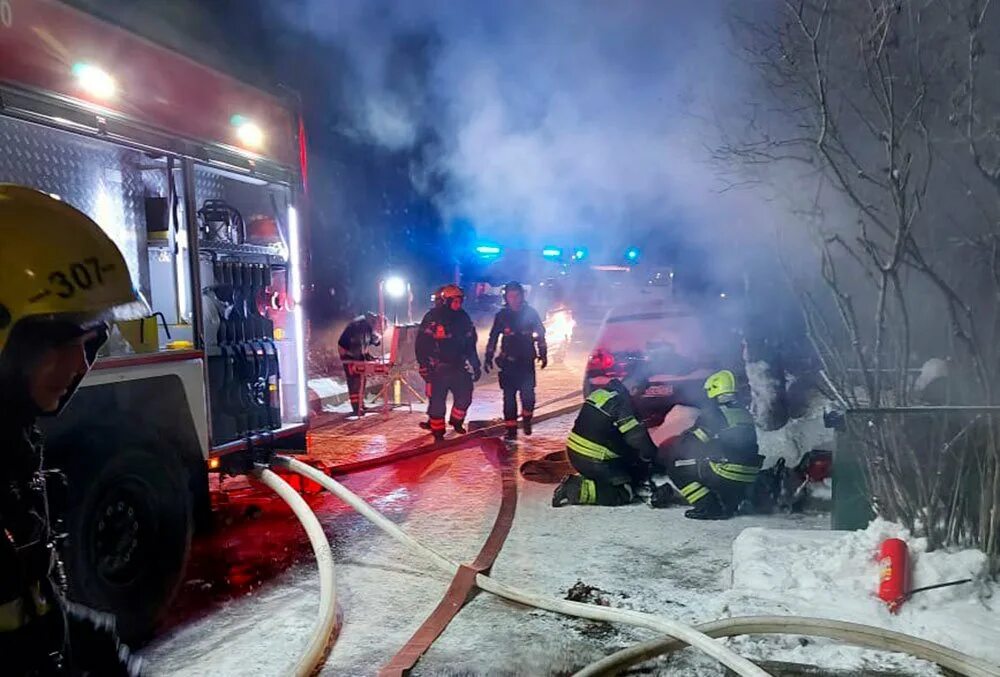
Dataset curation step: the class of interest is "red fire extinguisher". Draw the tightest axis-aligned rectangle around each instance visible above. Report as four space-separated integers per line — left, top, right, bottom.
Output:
877 538 909 613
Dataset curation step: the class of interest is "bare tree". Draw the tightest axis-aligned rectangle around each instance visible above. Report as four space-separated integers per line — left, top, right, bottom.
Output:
721 0 1000 567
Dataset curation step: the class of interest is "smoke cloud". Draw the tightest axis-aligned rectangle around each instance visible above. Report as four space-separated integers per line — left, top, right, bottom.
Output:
277 0 780 257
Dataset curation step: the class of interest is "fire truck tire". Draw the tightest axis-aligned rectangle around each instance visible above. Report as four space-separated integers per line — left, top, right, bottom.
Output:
65 445 193 644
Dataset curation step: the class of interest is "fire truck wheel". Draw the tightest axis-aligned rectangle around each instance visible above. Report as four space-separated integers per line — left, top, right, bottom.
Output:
66 446 193 645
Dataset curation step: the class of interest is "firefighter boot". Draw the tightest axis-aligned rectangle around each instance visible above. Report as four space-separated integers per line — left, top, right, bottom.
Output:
505 426 518 441
522 415 533 436
650 482 679 509
419 420 432 431
552 475 582 507
429 417 447 441
684 491 731 520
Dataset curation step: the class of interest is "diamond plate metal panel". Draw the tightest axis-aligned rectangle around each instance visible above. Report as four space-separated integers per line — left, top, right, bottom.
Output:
0 116 151 293
193 166 227 205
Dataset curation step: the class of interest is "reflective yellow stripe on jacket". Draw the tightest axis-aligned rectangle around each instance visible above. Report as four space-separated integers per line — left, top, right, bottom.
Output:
616 416 640 433
586 389 617 410
567 431 618 461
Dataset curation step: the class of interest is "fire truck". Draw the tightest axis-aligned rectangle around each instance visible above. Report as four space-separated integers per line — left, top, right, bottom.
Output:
0 0 310 640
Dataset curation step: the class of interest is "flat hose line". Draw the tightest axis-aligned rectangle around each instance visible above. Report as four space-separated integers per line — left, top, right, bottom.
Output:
572 616 1000 677
275 455 768 677
253 468 338 677
378 437 517 676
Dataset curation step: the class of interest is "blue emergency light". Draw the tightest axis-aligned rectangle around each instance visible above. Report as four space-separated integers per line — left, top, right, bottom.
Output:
572 248 588 261
542 247 563 259
475 244 502 257
625 247 640 263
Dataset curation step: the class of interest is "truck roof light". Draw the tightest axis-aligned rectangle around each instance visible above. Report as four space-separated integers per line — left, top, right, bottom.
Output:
72 62 116 100
231 115 265 150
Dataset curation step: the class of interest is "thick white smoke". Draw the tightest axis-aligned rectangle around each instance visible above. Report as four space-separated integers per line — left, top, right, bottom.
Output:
277 0 780 252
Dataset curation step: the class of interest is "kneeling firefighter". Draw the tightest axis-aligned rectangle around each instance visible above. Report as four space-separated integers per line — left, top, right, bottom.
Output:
337 311 382 416
415 285 481 439
664 369 763 520
0 186 144 675
552 368 657 507
483 281 547 440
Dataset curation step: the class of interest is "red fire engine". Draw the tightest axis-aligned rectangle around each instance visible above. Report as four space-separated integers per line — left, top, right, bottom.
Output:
1 0 310 640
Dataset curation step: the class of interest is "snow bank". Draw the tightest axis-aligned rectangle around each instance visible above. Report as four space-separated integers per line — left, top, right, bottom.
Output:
726 520 999 670
307 377 349 412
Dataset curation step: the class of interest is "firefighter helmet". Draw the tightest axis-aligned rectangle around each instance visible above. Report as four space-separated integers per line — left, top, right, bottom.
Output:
704 369 737 400
439 284 464 309
0 185 149 354
503 281 525 298
439 284 464 299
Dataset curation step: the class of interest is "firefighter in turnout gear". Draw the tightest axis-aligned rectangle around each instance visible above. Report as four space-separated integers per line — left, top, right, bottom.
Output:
663 369 763 520
484 282 546 440
415 285 481 440
0 186 143 675
337 311 382 417
552 368 657 507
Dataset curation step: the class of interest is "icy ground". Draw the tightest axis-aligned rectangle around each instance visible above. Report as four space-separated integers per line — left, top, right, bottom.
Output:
142 412 874 677
142 370 996 676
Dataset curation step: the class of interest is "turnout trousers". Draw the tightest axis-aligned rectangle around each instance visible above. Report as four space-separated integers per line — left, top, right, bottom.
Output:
667 434 763 511
498 362 536 432
339 348 365 415
555 450 644 506
427 364 474 434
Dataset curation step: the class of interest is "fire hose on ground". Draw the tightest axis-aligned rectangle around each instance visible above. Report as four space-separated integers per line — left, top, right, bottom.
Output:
270 454 1000 677
272 455 769 677
253 467 338 677
571 617 1000 677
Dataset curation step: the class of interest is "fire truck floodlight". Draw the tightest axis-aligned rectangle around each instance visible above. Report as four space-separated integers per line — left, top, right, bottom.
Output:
383 276 408 299
72 62 117 100
231 115 265 150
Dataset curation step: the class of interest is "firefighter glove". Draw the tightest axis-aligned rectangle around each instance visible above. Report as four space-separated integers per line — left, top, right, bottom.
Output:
473 365 482 382
418 365 430 382
483 355 493 374
538 354 548 369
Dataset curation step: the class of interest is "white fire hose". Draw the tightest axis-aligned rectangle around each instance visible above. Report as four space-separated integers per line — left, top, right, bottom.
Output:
273 455 768 677
572 617 1000 677
262 456 999 677
253 467 338 677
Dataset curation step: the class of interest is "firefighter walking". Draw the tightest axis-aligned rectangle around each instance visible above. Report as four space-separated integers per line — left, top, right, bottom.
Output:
0 186 142 674
337 311 382 417
662 370 763 520
415 285 481 440
552 368 657 507
484 281 547 440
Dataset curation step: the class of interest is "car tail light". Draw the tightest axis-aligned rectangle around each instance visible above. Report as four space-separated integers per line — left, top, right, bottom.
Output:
588 349 615 371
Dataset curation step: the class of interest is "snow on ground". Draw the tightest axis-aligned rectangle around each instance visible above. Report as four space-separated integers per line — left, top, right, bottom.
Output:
722 520 999 674
142 371 993 676
143 413 843 676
